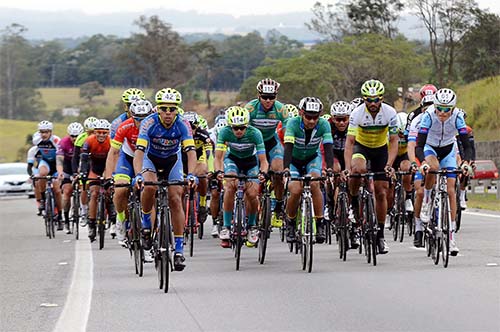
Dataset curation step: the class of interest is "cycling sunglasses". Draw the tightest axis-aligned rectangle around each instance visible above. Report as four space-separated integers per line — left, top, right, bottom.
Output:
158 106 178 113
364 96 383 103
333 116 348 122
39 130 51 134
231 125 247 131
303 112 320 121
70 135 79 138
260 94 276 101
435 105 453 113
95 130 109 135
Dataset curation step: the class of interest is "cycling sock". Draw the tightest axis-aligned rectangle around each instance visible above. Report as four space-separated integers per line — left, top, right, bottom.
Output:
247 213 256 227
451 220 456 232
141 210 152 229
377 226 384 238
415 217 423 232
223 211 232 228
117 210 126 223
174 236 183 253
460 190 466 200
424 189 432 202
88 218 96 227
200 195 206 207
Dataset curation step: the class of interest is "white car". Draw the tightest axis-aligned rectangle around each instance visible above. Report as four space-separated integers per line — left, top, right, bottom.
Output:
0 163 35 198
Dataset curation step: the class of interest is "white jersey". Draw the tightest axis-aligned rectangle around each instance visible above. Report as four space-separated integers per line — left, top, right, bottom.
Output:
418 107 467 147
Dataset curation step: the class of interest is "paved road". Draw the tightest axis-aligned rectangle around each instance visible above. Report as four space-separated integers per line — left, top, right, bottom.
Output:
1 197 499 332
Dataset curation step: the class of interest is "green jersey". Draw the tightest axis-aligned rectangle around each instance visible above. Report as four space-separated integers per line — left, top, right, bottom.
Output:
284 117 333 160
74 132 89 148
245 99 287 142
216 125 265 159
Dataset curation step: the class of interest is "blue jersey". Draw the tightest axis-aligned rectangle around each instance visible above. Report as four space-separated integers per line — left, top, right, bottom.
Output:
136 113 195 159
110 113 129 139
418 107 467 147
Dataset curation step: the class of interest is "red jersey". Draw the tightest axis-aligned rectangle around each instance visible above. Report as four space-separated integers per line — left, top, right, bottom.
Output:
111 117 139 157
82 134 111 175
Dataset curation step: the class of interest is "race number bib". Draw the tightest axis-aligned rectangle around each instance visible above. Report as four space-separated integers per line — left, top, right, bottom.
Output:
161 93 177 102
305 102 320 112
262 85 276 94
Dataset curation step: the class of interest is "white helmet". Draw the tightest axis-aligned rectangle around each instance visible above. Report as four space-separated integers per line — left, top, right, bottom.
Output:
38 120 53 131
67 122 84 136
396 112 408 133
434 88 457 107
130 99 154 119
215 118 228 134
330 101 352 117
350 97 364 109
298 97 323 113
94 119 111 130
183 111 200 126
83 116 98 131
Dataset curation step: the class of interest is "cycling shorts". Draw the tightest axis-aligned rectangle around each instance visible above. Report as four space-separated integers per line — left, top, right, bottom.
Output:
352 142 388 181
224 154 259 183
113 151 134 183
38 160 58 176
142 151 184 182
264 134 284 163
290 153 322 178
423 144 457 178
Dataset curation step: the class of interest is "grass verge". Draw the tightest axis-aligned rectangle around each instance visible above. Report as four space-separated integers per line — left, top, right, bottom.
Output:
466 193 500 211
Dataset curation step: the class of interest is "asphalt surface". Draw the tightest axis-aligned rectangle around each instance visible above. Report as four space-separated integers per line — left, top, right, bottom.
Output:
1 197 499 332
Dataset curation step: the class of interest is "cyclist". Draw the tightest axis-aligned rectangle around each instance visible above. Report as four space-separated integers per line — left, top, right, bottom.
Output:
416 88 473 256
214 106 268 248
207 117 227 237
182 111 212 224
283 97 334 244
105 99 154 245
56 122 84 234
81 119 115 242
133 88 197 271
344 79 398 254
72 116 99 224
110 88 145 139
385 112 413 228
31 121 63 230
407 84 437 247
27 132 43 215
455 111 476 210
277 104 299 144
245 78 288 228
350 97 364 109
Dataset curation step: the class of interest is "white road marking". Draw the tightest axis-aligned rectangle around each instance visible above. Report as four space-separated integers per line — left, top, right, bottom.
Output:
463 211 500 219
486 263 498 267
53 228 93 332
58 262 68 265
40 303 59 307
63 240 71 243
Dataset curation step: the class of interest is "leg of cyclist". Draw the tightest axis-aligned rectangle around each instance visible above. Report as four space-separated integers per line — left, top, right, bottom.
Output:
348 154 367 223
459 173 468 209
244 178 260 246
220 177 236 247
285 176 302 243
36 161 50 212
88 179 99 242
52 177 64 231
169 184 186 270
113 179 129 244
420 152 440 223
195 161 209 224
374 179 390 254
269 138 285 228
308 156 325 243
140 170 156 251
80 182 89 224
413 174 425 247
61 176 73 233
209 177 221 237
400 159 413 212
385 179 395 229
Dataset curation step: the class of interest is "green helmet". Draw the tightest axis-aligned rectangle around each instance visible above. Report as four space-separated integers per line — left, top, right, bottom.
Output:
283 104 299 118
321 114 331 121
155 88 182 105
361 79 385 97
122 88 145 103
83 116 98 131
226 106 249 126
198 115 208 129
177 106 185 115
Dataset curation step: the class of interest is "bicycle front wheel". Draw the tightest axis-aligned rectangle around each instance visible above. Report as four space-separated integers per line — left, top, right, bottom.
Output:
163 209 173 293
45 191 55 239
189 199 195 257
72 191 80 240
441 195 450 268
258 193 271 265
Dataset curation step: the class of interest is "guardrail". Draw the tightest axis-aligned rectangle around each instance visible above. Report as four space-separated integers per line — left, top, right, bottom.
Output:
468 179 499 199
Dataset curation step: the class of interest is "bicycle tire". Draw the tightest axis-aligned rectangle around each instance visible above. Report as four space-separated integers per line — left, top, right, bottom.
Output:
72 190 80 240
46 191 54 239
441 195 450 268
98 194 105 250
407 212 414 236
131 203 143 276
164 208 173 293
258 192 271 264
304 198 314 273
425 232 432 257
235 200 243 271
392 213 399 242
156 207 165 289
339 195 349 261
189 198 195 257
399 213 405 243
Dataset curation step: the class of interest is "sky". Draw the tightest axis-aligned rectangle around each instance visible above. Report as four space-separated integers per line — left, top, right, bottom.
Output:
0 0 499 16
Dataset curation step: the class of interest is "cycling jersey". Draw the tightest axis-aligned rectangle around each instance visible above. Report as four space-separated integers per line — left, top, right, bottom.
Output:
192 127 212 161
284 116 333 161
216 125 265 159
418 107 467 147
245 99 287 142
82 134 111 176
111 117 139 157
328 121 347 154
348 103 398 148
136 113 195 159
74 132 89 149
405 105 424 137
57 136 76 175
110 113 129 139
32 134 60 163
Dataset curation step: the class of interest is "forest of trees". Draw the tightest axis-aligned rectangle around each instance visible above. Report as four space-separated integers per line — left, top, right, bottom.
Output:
0 0 498 120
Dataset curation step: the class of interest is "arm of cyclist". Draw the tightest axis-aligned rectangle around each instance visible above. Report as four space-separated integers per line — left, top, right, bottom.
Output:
56 155 65 180
72 146 81 174
342 134 355 180
104 145 120 180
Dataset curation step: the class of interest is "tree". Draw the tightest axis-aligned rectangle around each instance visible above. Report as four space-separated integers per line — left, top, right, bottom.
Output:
0 24 45 120
121 16 191 90
190 41 221 109
457 10 500 82
410 0 479 86
79 81 104 102
265 29 304 59
306 0 404 40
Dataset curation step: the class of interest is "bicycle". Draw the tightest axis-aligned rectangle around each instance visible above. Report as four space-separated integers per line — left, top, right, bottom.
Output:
257 173 272 265
184 184 199 257
390 171 412 243
32 175 57 239
71 176 82 240
333 176 350 261
350 171 387 266
287 174 326 273
223 174 259 271
115 182 144 276
423 168 463 268
86 177 112 250
144 179 187 293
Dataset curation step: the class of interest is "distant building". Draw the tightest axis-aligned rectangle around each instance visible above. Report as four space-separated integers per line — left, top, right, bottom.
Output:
62 107 81 117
